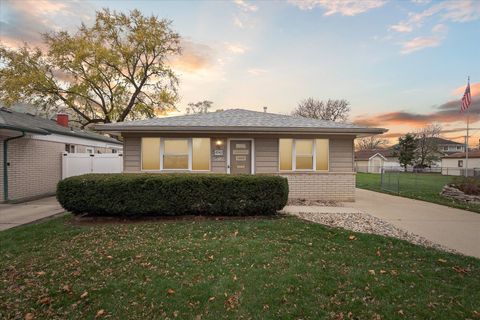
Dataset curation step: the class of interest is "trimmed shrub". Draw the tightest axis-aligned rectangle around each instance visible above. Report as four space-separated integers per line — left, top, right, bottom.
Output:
57 173 289 216
451 176 480 195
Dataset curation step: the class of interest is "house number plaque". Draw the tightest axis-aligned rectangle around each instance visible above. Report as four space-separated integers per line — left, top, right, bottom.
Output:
233 149 249 155
236 156 247 161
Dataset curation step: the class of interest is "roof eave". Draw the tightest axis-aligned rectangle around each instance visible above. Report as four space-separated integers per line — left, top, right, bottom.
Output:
95 125 388 136
0 124 50 135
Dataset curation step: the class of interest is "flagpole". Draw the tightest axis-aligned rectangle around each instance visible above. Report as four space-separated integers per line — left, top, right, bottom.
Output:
466 109 469 177
465 76 470 177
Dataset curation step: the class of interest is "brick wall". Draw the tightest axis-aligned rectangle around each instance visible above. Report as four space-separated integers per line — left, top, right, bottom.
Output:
279 172 355 202
6 137 64 201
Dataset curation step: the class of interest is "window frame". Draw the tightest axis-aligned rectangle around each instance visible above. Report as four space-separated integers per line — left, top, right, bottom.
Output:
140 137 211 172
278 138 329 172
85 147 94 154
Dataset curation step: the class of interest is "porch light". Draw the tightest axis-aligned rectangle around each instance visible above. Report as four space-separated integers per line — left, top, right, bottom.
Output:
216 139 223 146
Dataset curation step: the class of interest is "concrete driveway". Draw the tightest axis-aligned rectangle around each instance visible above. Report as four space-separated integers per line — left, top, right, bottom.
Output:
345 189 480 258
0 197 64 231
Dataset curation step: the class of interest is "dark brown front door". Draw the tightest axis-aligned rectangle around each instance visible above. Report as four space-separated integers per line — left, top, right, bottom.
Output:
230 140 252 174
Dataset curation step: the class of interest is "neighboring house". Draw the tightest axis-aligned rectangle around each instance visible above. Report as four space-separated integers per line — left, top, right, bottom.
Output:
0 108 123 202
441 150 480 176
96 108 386 201
433 137 465 155
354 148 399 173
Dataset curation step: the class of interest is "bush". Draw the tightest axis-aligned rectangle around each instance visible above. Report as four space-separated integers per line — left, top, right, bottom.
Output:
451 177 480 195
57 173 289 216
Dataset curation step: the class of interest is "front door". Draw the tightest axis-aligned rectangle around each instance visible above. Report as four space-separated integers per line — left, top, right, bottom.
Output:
230 140 252 174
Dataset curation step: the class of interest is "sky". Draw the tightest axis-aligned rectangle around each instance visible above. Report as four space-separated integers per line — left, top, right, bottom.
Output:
1 0 479 145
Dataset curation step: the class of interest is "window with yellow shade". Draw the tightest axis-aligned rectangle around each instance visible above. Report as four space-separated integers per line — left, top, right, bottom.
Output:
163 139 189 169
295 139 314 170
278 138 329 171
192 138 210 170
141 138 160 170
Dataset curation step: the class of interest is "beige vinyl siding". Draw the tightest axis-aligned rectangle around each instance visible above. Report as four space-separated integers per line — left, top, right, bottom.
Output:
255 138 279 173
123 135 355 174
124 136 141 172
329 138 354 172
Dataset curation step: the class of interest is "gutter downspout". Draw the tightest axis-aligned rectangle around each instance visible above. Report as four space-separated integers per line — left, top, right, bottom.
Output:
3 132 25 202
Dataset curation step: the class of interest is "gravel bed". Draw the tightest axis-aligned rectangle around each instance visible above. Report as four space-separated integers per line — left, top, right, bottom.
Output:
287 198 343 207
289 210 455 253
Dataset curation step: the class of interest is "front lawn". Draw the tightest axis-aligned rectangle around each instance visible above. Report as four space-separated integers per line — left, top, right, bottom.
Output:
356 172 480 213
1 215 479 319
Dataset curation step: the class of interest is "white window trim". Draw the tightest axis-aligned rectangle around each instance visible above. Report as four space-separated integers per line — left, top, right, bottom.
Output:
85 147 94 154
226 138 255 174
279 138 329 172
141 137 211 172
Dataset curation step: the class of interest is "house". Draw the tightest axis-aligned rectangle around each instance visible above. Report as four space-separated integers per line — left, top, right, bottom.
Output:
0 108 123 202
96 108 386 201
354 148 398 173
433 137 465 155
441 150 480 176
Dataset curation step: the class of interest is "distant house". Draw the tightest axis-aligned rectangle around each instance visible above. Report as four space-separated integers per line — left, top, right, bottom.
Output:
96 108 387 202
441 150 480 176
1 108 123 202
432 137 465 155
354 148 398 173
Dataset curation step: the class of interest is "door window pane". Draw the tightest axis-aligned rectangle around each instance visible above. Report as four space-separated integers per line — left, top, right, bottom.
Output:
192 138 210 170
164 139 189 169
142 138 160 170
279 139 293 170
315 139 329 171
295 139 313 170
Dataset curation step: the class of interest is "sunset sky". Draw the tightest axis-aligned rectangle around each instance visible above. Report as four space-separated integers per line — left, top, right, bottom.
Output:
1 0 479 145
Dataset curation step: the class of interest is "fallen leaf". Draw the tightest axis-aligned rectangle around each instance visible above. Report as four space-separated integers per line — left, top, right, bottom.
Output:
62 284 72 293
438 258 447 263
173 310 179 318
35 271 46 276
380 270 387 274
167 288 175 295
376 250 381 256
106 256 113 260
25 313 34 320
95 309 106 318
452 266 469 274
391 270 399 276
233 230 239 237
348 235 356 240
39 297 51 305
398 309 404 316
208 296 216 302
263 304 270 310
368 270 376 275
80 291 88 299
233 274 237 281
208 255 214 260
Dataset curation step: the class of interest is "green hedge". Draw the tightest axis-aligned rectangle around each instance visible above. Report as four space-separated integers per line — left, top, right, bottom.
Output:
57 173 289 216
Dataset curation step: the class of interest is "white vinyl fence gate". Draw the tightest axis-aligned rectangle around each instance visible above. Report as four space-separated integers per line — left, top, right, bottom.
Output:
62 152 123 179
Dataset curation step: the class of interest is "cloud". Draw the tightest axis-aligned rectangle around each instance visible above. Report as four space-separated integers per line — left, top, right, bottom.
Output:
247 68 268 76
225 43 248 54
389 23 413 33
169 40 216 73
234 0 258 12
354 83 480 127
0 0 93 49
400 35 443 54
390 0 480 34
453 82 480 96
288 0 385 16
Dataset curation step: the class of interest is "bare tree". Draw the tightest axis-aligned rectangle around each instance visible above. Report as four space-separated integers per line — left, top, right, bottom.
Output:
292 98 350 122
186 100 213 114
414 124 442 168
355 135 390 151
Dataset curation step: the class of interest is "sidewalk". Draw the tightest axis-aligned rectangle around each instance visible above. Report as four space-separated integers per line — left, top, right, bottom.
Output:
0 197 65 231
345 189 480 258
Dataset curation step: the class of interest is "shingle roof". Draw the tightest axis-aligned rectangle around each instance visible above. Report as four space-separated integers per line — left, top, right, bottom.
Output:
96 109 387 134
429 137 463 145
0 108 122 145
443 150 480 159
355 148 396 161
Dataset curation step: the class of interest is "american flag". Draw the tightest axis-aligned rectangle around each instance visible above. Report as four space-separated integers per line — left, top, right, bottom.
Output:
461 79 472 112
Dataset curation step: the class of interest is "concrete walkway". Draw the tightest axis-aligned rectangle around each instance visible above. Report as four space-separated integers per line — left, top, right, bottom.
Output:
344 189 480 258
0 197 64 231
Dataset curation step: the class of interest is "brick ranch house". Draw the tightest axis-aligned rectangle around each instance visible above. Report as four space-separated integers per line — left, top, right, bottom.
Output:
0 108 123 202
96 109 386 201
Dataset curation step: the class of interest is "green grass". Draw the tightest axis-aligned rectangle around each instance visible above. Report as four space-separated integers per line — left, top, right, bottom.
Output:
356 172 480 213
1 215 479 319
